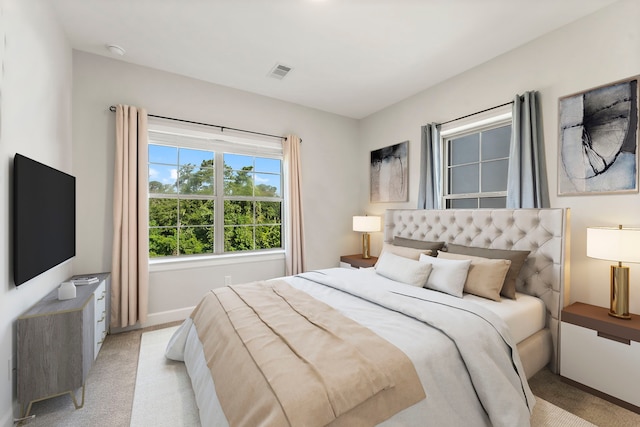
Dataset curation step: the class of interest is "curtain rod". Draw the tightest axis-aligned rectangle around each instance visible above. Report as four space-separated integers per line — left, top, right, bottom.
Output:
436 101 514 127
109 106 287 141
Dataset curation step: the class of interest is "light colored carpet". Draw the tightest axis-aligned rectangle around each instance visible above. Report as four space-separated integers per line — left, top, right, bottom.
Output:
130 326 597 427
531 398 596 426
130 326 200 427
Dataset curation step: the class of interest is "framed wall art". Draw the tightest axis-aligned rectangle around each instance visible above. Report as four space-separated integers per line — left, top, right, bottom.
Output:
558 76 638 195
370 141 408 202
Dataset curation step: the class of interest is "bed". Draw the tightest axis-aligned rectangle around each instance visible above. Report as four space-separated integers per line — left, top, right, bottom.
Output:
166 208 570 427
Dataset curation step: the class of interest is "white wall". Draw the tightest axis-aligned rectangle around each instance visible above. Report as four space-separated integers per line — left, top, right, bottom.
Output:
360 1 640 312
0 0 72 425
71 52 361 327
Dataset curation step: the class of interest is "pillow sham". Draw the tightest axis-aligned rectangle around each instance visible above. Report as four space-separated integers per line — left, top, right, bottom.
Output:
375 251 433 287
444 244 530 299
392 236 445 254
437 252 511 302
379 242 432 261
418 253 471 298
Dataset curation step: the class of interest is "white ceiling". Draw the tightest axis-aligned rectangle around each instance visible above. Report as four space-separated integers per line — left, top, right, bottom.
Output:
50 0 618 119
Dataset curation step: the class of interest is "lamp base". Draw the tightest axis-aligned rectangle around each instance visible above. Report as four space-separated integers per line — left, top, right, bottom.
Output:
362 233 371 259
609 311 631 320
609 264 631 320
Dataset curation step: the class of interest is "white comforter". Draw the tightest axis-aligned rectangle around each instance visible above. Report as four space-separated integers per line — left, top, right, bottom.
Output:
167 267 536 427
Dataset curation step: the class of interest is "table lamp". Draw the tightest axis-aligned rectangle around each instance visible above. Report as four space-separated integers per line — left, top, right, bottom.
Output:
587 225 640 319
353 216 381 259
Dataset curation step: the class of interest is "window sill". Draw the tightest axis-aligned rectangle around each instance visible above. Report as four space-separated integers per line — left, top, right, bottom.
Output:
149 250 285 273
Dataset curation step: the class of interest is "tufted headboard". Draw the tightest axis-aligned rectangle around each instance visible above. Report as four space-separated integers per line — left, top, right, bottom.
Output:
384 208 570 373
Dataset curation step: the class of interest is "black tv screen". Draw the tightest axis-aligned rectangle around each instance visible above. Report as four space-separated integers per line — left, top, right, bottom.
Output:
13 153 76 286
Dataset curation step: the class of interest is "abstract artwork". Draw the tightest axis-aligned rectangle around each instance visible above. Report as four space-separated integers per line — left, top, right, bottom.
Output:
558 77 638 195
370 141 408 202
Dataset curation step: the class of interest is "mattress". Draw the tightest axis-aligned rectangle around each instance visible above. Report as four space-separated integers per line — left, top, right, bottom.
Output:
463 292 546 344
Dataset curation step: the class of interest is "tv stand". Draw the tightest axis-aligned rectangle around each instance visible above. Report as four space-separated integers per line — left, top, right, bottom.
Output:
16 273 110 417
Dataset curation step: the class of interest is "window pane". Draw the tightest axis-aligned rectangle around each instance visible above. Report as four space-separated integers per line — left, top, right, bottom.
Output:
481 159 508 192
179 148 213 167
224 172 253 196
180 200 214 226
255 158 281 174
254 173 281 197
479 197 506 208
482 126 511 160
149 228 177 257
149 144 177 164
179 165 214 195
448 198 478 208
224 226 254 252
256 225 281 249
449 164 479 194
149 199 178 226
149 164 177 194
179 226 213 255
224 200 253 225
224 154 253 171
450 134 479 165
256 201 281 224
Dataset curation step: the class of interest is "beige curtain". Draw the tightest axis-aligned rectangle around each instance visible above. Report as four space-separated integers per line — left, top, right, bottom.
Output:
284 134 305 275
111 105 149 328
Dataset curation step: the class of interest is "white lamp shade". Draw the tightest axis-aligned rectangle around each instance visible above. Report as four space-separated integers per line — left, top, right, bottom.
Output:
587 226 640 263
353 216 381 233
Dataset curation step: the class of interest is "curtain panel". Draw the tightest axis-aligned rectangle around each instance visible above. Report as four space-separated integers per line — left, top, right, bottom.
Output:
507 91 550 208
111 104 149 328
284 134 305 275
417 124 442 209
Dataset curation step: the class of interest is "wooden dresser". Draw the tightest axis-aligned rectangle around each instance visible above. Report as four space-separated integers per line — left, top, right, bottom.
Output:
17 273 111 417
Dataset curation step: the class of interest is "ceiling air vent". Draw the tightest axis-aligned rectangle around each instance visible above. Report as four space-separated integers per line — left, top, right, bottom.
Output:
268 63 293 80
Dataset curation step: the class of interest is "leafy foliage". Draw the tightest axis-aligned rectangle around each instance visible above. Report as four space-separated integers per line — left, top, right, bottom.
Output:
148 148 281 257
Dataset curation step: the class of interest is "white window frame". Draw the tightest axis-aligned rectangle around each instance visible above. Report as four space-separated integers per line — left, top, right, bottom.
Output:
440 108 512 208
147 121 285 265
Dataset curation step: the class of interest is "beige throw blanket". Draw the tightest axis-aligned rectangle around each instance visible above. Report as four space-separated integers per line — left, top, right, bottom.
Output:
190 280 425 427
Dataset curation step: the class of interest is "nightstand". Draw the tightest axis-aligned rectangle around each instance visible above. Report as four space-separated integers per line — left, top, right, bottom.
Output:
560 302 640 413
340 254 378 269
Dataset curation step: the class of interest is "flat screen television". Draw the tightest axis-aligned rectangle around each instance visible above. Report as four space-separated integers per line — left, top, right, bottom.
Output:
13 153 76 286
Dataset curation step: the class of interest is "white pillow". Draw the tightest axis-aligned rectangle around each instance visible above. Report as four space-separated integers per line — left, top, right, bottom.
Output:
419 253 471 297
375 251 433 287
437 251 511 301
379 242 432 261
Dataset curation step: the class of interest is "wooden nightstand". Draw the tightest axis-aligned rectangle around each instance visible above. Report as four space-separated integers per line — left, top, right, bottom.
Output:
560 302 640 413
340 254 378 269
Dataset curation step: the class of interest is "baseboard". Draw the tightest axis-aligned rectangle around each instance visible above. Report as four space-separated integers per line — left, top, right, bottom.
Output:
110 307 195 334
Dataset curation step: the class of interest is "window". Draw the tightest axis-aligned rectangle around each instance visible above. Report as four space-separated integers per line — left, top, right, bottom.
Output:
147 127 283 259
223 154 282 252
441 115 512 209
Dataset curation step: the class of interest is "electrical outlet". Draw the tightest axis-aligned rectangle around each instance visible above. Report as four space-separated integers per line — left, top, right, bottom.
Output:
224 276 231 285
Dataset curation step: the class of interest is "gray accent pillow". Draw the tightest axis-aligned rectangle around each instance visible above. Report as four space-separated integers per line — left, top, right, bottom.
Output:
393 236 445 254
444 244 530 299
380 242 432 261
